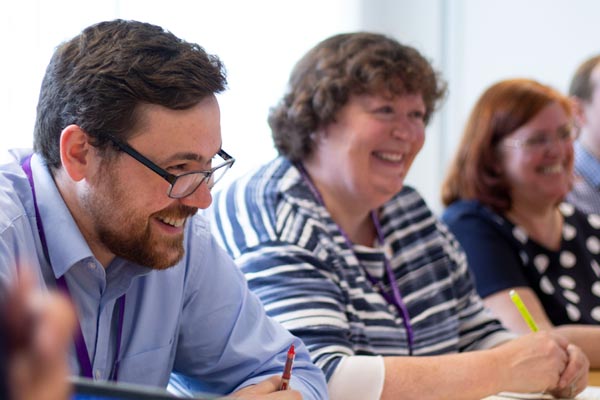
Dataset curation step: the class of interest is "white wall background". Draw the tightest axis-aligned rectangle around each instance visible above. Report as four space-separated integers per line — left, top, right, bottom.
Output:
0 0 361 174
443 0 600 165
1 0 599 213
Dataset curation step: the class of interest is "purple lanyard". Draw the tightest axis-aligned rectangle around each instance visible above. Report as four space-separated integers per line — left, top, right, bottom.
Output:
21 155 126 380
296 163 414 355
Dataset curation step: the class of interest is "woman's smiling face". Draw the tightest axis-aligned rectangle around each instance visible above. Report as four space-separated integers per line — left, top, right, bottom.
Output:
309 92 426 210
499 101 575 207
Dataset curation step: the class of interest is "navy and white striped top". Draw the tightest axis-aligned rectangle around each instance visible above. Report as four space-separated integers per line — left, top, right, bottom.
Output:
208 157 513 379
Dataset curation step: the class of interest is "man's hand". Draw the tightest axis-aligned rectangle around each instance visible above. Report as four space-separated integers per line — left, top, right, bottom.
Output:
229 376 303 399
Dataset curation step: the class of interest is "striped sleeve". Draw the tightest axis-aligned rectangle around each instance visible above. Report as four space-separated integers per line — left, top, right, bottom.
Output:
435 219 515 350
236 243 359 379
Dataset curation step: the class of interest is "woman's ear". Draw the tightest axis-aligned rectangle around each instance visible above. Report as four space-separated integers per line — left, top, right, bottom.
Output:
59 125 92 182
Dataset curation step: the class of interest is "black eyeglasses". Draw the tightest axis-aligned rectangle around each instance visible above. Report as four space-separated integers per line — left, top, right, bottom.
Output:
107 135 235 199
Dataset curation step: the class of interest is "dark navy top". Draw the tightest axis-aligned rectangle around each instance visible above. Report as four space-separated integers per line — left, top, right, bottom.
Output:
442 200 600 325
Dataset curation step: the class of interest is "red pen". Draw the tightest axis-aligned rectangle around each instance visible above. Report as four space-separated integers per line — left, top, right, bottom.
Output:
278 344 295 390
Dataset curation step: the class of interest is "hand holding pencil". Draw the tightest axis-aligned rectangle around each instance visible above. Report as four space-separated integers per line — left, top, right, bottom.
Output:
229 344 300 399
507 289 588 398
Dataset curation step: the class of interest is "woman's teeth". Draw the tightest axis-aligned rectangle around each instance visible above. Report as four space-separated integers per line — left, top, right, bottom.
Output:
375 152 404 162
540 164 563 174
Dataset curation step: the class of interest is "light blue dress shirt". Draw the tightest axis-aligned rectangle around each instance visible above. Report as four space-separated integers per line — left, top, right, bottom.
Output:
0 150 327 399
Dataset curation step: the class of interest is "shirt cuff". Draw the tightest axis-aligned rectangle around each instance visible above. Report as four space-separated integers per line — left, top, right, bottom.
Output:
327 355 385 400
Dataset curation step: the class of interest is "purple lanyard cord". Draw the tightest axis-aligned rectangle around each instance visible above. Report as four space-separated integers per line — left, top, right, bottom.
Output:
296 163 414 355
21 155 125 380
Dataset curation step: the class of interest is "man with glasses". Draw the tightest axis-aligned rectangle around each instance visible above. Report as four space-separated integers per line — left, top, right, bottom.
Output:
0 19 327 400
567 54 600 215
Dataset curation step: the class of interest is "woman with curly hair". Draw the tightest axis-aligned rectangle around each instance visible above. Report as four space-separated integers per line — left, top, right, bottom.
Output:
209 34 588 400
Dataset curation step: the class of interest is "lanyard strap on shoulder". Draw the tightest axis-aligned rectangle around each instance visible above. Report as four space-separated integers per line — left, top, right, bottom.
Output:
21 155 125 380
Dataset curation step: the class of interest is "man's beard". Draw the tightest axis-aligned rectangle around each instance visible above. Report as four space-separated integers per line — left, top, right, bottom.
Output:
96 204 197 270
81 166 198 270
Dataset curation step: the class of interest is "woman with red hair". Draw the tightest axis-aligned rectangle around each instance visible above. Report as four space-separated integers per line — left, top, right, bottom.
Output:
442 78 600 367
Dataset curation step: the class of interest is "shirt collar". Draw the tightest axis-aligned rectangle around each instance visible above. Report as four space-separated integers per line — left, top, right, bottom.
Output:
574 140 600 188
30 153 96 279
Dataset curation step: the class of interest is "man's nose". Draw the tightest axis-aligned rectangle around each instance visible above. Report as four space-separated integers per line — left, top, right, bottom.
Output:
179 182 212 210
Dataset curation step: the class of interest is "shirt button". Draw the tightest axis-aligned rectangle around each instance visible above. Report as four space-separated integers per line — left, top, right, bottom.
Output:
94 369 102 380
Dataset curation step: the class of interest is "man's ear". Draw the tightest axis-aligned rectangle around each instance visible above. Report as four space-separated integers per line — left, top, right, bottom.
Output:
570 96 586 127
59 125 93 182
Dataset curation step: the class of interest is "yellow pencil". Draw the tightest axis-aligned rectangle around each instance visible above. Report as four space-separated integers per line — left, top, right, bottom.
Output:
509 289 539 332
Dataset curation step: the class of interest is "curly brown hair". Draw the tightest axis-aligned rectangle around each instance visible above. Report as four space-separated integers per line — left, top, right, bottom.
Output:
268 32 447 162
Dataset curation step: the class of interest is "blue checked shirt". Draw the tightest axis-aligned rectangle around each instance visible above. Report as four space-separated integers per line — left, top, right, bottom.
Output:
567 140 600 215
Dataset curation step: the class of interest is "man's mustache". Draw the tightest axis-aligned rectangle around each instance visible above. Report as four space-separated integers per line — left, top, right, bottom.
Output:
153 205 198 220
